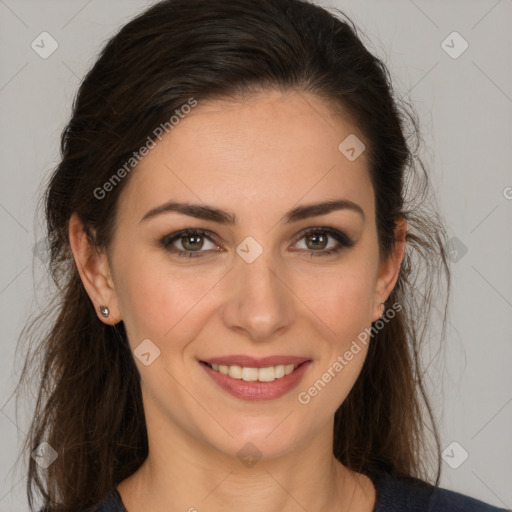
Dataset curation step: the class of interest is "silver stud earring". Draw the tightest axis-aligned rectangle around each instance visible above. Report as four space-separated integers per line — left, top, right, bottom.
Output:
99 305 110 318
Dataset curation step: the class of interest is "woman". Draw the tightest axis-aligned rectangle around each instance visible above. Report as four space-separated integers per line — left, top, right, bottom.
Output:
15 0 506 510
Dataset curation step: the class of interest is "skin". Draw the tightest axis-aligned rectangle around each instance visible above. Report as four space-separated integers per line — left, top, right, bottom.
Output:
69 89 406 512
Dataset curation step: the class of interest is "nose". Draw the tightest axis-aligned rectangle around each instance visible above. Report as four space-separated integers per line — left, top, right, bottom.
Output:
221 248 295 343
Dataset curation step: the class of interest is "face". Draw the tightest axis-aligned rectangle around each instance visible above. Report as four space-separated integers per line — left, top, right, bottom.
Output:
73 89 404 465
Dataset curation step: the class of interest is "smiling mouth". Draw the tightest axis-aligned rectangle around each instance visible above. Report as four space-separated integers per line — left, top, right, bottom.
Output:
201 361 305 382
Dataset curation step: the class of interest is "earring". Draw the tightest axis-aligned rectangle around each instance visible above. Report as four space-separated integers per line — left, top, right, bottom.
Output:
380 301 386 316
99 305 110 318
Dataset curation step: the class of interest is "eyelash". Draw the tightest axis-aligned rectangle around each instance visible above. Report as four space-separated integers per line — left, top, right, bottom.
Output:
160 227 355 259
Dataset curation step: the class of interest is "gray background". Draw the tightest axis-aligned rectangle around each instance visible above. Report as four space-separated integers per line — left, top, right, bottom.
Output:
1 0 511 510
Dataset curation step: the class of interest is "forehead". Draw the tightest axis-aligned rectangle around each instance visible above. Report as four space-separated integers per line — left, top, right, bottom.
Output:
119 90 374 222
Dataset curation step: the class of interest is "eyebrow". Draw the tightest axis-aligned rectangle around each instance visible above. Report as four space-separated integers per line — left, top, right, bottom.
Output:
140 198 365 224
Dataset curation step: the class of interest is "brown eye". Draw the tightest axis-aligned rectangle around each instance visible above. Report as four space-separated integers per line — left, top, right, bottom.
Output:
161 228 219 258
294 227 355 257
180 233 205 251
304 232 329 250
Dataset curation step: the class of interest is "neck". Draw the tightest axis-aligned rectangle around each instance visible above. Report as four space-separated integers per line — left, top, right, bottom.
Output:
117 419 375 512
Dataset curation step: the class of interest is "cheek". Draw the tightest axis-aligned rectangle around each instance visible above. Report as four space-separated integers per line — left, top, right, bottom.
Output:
295 268 375 411
297 260 377 341
113 249 224 346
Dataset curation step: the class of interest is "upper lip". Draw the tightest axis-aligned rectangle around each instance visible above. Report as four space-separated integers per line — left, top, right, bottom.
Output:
201 355 311 368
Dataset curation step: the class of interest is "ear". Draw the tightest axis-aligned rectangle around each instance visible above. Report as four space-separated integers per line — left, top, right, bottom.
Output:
68 213 121 325
371 216 407 322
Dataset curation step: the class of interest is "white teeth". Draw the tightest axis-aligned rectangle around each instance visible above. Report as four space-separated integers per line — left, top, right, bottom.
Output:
228 365 242 379
257 366 275 382
274 365 285 379
207 362 300 381
241 367 258 381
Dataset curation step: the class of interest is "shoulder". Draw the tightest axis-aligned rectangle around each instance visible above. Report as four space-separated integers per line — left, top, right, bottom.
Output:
35 489 126 512
89 488 127 512
370 469 508 512
429 486 508 512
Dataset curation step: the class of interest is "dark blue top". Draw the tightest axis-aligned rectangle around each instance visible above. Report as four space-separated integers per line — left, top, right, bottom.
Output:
93 469 508 511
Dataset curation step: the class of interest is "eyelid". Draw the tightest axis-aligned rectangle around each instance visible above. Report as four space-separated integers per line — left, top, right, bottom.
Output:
293 225 355 246
161 228 221 252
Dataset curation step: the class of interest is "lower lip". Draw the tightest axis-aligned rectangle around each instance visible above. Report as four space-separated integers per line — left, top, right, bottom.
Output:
200 361 312 401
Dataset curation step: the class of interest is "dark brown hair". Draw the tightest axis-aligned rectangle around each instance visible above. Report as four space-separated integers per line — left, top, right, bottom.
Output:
13 0 450 510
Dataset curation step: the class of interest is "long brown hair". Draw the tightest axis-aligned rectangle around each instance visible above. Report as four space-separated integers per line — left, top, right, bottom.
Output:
13 0 450 510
